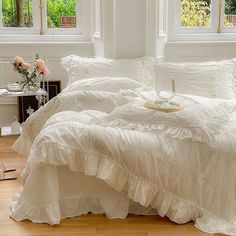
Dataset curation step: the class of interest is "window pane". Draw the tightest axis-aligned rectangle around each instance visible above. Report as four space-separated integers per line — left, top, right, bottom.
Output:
180 0 211 27
224 0 236 27
2 0 33 28
47 0 76 28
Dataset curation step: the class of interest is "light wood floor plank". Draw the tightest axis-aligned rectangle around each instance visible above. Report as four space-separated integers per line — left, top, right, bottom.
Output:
0 136 220 236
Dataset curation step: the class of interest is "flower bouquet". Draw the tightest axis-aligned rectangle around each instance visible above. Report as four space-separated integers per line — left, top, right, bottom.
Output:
12 54 49 92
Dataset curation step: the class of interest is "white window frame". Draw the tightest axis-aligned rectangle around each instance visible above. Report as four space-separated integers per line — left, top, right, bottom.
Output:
168 0 236 42
0 0 91 42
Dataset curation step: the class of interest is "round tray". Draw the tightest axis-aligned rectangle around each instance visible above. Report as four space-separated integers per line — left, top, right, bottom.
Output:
144 100 183 113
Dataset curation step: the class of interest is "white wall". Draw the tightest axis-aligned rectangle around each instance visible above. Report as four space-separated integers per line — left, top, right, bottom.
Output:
92 0 147 58
145 0 168 61
112 0 146 58
165 42 236 62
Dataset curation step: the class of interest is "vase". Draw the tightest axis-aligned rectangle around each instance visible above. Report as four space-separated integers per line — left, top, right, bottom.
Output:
21 82 40 92
20 76 40 92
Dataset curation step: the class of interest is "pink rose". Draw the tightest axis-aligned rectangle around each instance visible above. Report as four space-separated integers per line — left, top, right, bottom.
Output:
22 62 31 70
35 59 45 68
36 59 49 76
37 66 49 76
43 66 49 76
12 55 49 83
13 56 24 66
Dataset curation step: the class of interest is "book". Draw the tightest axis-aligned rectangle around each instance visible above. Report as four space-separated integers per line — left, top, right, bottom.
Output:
6 83 22 92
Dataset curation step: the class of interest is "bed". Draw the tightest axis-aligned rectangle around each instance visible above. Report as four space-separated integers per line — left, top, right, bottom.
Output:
10 56 236 235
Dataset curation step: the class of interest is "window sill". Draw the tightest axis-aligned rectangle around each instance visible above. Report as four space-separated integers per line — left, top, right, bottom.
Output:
0 34 91 43
0 41 94 47
166 41 236 47
168 32 236 42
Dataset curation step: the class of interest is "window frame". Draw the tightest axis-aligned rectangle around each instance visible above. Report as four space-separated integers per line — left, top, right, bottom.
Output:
0 0 91 42
168 0 236 42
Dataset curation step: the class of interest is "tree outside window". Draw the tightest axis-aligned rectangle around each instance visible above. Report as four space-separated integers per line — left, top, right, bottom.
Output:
224 0 236 26
2 0 32 27
180 0 236 28
1 0 77 29
180 0 211 27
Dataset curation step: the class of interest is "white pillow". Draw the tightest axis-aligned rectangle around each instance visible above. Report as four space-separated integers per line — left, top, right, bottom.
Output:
62 77 146 93
218 59 236 99
156 60 236 99
61 55 156 88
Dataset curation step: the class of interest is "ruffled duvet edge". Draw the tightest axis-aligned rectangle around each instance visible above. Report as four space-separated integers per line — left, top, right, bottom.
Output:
10 142 236 235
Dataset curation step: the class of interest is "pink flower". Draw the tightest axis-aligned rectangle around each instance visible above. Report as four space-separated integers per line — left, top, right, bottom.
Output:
22 62 31 70
13 56 24 66
36 59 49 76
35 59 45 68
43 66 49 76
12 55 49 87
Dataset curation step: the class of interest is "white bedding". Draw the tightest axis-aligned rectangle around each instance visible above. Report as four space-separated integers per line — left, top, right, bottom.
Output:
11 77 236 235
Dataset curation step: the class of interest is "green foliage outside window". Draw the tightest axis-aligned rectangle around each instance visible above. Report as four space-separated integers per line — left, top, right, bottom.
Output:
2 0 76 28
181 0 236 27
47 0 76 28
2 0 32 27
180 0 211 27
2 0 15 27
225 0 236 15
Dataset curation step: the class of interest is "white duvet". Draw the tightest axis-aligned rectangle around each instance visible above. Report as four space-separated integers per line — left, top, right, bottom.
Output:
11 77 236 235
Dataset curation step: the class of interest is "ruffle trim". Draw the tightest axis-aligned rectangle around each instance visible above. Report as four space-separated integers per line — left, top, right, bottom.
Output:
10 190 121 225
18 143 236 228
98 106 232 143
12 132 32 157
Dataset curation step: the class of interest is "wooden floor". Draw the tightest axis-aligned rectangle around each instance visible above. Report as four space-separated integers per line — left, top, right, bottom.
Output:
0 136 217 236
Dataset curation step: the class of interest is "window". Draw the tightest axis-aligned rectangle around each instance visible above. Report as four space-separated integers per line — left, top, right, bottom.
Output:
168 0 236 41
0 0 90 41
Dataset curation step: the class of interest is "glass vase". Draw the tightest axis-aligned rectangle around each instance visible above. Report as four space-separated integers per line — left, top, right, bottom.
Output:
20 76 40 92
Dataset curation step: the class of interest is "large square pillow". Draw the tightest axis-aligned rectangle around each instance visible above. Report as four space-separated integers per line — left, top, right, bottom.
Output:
155 60 236 99
61 55 156 88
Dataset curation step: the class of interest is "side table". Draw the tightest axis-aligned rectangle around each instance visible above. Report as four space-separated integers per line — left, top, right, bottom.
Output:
0 88 48 135
0 88 48 108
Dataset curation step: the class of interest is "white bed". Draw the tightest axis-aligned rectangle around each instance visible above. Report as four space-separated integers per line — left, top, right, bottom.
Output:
10 56 236 235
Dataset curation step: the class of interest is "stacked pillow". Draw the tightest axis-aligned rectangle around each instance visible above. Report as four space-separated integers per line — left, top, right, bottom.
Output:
61 55 156 88
155 59 236 99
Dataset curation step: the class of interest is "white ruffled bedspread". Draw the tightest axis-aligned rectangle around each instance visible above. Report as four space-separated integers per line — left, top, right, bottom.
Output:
11 77 236 235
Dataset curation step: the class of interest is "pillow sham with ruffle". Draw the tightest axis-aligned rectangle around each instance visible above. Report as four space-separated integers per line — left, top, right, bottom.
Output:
155 60 236 100
61 55 156 88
